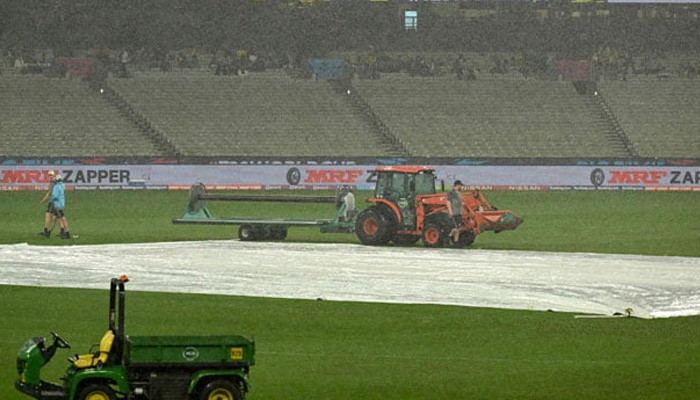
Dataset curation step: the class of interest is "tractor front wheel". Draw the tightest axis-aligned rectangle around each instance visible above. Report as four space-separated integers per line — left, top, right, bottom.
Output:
451 229 476 248
422 214 453 248
355 208 391 245
198 379 243 400
422 222 446 247
76 383 116 400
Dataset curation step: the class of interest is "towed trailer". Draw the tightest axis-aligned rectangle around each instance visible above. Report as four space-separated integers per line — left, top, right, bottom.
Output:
172 183 356 241
174 167 522 248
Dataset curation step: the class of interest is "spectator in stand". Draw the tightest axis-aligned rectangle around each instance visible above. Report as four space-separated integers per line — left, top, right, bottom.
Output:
118 49 130 78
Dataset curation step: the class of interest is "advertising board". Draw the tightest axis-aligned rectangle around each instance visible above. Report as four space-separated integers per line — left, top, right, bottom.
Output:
1 165 698 191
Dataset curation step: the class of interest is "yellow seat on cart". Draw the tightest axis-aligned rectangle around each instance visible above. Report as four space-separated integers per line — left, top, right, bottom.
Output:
72 330 114 369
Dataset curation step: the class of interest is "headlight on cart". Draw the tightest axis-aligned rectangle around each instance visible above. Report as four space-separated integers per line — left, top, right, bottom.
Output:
17 359 27 382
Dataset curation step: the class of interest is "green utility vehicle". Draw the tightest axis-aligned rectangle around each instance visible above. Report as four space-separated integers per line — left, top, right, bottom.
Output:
16 276 255 400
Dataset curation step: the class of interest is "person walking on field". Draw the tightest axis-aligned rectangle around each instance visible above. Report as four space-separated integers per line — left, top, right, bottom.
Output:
50 174 72 239
38 170 57 238
447 180 465 243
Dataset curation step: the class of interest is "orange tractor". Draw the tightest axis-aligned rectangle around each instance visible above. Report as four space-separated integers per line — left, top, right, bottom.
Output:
355 166 523 248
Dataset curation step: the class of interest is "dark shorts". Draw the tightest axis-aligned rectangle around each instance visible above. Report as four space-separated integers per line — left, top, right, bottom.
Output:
46 203 55 213
452 215 463 227
52 208 65 218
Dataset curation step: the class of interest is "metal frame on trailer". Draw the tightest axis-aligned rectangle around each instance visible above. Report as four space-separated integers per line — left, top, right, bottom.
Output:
172 183 356 240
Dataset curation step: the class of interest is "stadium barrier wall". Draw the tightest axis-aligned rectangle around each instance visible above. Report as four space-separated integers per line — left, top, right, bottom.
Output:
1 165 699 191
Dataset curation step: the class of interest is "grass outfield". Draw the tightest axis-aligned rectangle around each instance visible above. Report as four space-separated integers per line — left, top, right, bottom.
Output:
1 286 699 400
1 189 699 256
1 189 699 399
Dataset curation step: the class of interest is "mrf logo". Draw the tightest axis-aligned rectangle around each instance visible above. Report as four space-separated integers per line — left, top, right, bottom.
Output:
590 168 667 186
590 168 699 187
1 170 53 183
286 168 363 185
608 170 668 185
2 169 131 184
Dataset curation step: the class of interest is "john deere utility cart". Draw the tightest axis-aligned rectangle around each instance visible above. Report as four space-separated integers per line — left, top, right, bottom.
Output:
15 276 255 400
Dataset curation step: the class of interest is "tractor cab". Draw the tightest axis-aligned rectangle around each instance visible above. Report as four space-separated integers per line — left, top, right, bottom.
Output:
370 166 437 229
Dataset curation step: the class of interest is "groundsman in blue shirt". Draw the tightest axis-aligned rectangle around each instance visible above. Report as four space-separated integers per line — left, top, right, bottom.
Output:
50 174 72 239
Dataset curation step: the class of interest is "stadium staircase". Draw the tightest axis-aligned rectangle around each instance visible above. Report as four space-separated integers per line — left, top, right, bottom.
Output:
327 79 410 158
93 81 182 158
580 86 638 158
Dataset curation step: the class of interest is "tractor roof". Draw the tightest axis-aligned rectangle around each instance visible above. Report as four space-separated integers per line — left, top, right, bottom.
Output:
372 166 434 174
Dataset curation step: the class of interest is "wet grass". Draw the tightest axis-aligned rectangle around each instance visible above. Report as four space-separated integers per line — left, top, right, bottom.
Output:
1 189 698 256
1 189 698 399
1 285 699 400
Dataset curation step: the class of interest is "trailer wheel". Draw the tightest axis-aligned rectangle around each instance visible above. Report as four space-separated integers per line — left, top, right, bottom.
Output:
76 383 116 400
355 208 391 245
198 379 242 400
238 225 257 241
270 226 288 240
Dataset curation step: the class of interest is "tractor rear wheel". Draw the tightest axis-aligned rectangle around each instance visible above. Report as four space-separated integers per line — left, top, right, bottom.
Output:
355 208 391 245
76 383 116 400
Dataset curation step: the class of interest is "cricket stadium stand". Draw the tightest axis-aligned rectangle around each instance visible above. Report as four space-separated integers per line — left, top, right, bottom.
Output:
2 66 700 160
352 73 627 159
107 70 397 158
598 77 700 159
0 75 166 158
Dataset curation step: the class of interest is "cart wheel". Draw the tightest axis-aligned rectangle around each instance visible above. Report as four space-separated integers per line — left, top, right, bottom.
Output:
76 383 116 400
199 379 242 400
238 225 257 241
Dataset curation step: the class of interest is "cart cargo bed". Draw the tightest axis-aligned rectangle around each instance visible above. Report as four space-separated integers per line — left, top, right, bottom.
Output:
126 335 254 367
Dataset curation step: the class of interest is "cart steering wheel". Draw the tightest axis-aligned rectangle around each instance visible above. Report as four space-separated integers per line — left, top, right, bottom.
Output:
50 331 71 349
